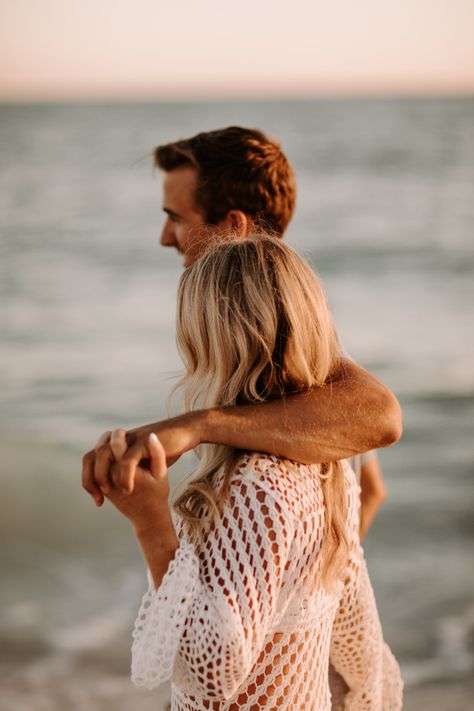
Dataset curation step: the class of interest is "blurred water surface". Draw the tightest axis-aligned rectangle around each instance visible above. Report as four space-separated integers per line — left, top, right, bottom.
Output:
1 98 473 709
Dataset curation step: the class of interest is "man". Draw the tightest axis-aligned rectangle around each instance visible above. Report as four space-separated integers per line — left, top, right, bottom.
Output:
83 126 399 710
82 127 399 533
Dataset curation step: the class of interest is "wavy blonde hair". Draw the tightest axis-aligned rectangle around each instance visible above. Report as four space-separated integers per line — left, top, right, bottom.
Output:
173 235 349 588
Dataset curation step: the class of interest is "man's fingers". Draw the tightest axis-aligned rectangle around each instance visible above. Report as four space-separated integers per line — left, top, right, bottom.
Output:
94 430 111 452
110 428 128 460
94 444 116 495
148 433 167 480
82 449 104 506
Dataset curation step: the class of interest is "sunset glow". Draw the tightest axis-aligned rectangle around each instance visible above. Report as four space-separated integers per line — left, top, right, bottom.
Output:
1 0 474 100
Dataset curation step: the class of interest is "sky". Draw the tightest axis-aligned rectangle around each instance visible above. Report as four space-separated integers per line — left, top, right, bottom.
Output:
1 0 474 101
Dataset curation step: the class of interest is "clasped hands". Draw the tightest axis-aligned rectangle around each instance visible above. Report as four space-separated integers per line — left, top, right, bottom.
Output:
81 414 201 531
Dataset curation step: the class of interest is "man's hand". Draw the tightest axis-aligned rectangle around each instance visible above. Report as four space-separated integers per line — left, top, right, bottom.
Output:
82 411 205 506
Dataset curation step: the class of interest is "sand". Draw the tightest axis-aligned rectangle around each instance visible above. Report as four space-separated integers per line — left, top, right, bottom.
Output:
2 656 473 711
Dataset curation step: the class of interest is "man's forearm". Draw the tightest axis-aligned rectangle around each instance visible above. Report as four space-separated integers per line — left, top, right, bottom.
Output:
196 360 401 464
359 457 387 541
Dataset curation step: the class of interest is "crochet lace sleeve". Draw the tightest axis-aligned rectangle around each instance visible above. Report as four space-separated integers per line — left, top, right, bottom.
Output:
131 467 293 700
329 550 403 710
131 541 200 690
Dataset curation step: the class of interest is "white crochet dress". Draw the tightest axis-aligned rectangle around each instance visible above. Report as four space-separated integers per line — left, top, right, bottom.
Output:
131 453 403 710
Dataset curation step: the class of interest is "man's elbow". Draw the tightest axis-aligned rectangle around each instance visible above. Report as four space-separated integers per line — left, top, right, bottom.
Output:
375 389 403 448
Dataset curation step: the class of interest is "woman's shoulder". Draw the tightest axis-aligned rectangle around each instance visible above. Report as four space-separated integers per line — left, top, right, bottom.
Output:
233 450 317 481
228 451 324 512
230 453 359 511
233 451 357 482
234 451 362 481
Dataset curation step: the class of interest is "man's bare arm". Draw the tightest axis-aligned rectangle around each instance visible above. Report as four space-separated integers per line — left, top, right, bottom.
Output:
198 359 401 464
359 457 387 541
83 359 401 504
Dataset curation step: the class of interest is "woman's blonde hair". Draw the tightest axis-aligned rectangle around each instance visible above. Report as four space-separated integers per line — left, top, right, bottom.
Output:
173 234 349 588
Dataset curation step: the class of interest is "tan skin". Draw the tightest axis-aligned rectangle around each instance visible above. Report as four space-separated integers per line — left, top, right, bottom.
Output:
359 456 387 541
105 429 178 589
82 166 401 541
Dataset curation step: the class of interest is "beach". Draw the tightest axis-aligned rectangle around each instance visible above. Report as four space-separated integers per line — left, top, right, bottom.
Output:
1 97 473 708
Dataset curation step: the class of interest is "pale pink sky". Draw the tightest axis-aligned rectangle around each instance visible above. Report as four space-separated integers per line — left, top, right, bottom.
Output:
1 0 474 100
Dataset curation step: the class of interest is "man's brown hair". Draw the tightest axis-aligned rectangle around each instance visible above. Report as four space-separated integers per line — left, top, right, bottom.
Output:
154 126 296 236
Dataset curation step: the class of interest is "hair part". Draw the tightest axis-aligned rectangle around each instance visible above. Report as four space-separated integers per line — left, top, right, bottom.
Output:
154 126 296 236
172 234 349 590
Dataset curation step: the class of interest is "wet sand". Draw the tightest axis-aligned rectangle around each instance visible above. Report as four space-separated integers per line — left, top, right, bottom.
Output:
2 656 473 711
0 662 171 711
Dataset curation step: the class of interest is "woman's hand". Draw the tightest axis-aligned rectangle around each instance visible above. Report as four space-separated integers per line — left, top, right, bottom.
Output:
104 430 172 537
103 429 179 589
82 412 204 507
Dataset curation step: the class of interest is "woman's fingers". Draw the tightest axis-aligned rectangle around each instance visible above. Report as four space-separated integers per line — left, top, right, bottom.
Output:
115 434 167 493
90 431 167 497
117 441 148 494
94 430 112 452
110 428 128 460
109 461 122 489
148 433 168 480
84 428 129 505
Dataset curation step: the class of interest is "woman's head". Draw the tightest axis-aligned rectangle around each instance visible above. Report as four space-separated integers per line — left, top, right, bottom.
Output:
176 235 340 413
173 235 348 590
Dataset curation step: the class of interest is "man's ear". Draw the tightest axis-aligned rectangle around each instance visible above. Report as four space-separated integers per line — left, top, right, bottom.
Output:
218 210 252 237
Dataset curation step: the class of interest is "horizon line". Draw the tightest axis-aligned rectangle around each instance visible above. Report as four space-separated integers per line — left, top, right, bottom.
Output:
1 87 473 106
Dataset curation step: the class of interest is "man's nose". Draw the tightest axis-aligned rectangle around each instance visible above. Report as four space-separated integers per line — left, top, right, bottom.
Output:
160 220 176 247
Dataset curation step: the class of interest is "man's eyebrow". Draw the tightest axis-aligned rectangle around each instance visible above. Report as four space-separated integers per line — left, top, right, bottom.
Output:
163 207 181 219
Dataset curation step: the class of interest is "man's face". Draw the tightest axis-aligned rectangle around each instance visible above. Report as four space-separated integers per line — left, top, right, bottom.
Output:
160 166 211 268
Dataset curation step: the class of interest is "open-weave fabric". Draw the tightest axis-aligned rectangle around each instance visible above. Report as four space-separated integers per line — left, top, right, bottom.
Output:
131 454 403 710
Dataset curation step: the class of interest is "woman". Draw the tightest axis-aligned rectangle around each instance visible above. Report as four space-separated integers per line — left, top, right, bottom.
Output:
104 235 402 710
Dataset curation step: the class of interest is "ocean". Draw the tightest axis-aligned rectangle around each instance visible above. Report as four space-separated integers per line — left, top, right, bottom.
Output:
1 97 473 710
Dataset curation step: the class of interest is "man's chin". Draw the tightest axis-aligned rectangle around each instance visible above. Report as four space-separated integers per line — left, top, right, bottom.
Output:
177 248 190 268
183 252 200 268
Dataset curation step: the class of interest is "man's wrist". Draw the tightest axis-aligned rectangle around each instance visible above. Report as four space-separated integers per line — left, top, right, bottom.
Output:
191 407 218 445
173 407 221 447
